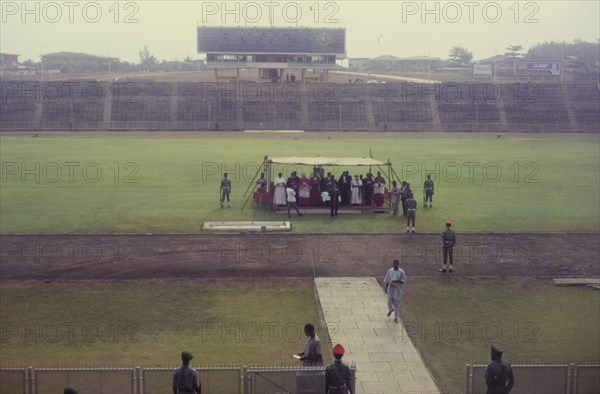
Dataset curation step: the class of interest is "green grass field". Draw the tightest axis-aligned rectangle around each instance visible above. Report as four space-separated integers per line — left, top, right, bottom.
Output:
402 277 600 393
1 134 599 234
1 278 597 394
0 279 330 367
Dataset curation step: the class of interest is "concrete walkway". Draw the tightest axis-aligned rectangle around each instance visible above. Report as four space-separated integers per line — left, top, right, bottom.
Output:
315 277 439 394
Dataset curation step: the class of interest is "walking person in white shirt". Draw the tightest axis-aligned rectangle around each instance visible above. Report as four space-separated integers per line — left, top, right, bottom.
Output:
383 259 406 323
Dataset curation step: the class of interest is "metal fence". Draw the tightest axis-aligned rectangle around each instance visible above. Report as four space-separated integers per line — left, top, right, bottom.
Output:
466 364 600 394
0 365 355 394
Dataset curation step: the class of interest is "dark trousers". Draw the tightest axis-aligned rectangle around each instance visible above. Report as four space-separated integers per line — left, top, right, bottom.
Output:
401 197 407 215
364 189 373 205
330 199 339 217
443 246 454 266
407 211 415 227
288 201 301 217
425 191 433 204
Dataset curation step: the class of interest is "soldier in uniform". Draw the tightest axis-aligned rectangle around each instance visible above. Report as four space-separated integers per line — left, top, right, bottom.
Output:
423 174 434 208
484 345 514 394
325 344 354 394
330 186 340 218
220 173 231 208
400 181 408 216
173 351 201 394
405 193 417 233
440 220 456 272
390 181 401 215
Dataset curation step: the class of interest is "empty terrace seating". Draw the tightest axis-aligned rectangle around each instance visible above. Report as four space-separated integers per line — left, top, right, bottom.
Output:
566 83 600 124
37 82 106 130
307 101 366 123
502 83 570 124
372 101 432 124
0 101 37 129
437 103 500 123
110 82 171 128
41 101 104 129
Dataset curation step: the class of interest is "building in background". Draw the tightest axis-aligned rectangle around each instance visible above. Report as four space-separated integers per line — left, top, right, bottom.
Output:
197 26 346 82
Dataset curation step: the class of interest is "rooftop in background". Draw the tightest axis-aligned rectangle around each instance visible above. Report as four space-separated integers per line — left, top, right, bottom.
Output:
41 51 118 60
197 26 346 56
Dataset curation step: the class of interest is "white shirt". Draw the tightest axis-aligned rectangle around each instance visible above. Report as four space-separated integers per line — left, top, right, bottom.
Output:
286 187 297 202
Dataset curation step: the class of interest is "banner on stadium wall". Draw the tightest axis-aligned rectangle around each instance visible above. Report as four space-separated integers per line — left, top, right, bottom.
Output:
473 64 493 78
514 62 561 76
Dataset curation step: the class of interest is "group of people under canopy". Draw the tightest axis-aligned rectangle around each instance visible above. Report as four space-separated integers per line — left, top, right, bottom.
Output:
256 165 390 207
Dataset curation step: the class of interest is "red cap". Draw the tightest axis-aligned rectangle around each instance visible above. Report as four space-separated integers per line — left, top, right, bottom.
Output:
445 219 452 225
332 343 345 356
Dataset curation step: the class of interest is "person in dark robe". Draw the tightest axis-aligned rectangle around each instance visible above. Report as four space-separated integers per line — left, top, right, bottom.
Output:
338 171 352 206
309 174 321 206
363 173 374 206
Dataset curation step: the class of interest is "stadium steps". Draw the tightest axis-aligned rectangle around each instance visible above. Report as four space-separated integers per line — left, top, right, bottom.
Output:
496 94 508 127
429 97 441 131
103 83 112 127
560 84 578 128
365 98 376 130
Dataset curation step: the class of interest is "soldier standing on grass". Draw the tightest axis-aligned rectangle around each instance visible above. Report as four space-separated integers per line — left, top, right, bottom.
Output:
423 174 434 208
173 351 201 394
400 181 408 216
405 193 417 233
220 173 231 208
390 181 401 215
440 220 456 273
325 344 354 394
484 345 514 394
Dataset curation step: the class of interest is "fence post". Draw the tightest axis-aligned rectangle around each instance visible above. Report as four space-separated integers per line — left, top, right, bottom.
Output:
135 366 141 394
242 365 248 394
465 364 470 394
27 367 33 394
351 362 357 394
569 363 576 394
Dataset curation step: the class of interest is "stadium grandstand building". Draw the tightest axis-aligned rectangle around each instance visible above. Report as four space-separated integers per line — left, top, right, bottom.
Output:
197 26 346 82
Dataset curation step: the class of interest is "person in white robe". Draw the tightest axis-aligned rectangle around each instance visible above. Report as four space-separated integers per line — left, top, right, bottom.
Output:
351 175 362 205
274 172 287 206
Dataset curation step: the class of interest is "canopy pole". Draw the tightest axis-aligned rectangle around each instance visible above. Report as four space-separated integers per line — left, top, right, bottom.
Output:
267 158 273 211
241 157 266 211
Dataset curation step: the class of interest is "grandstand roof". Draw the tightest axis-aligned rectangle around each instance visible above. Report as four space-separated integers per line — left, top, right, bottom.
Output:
268 157 385 166
197 26 346 55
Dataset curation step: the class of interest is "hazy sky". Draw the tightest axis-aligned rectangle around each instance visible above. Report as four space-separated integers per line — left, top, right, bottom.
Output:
1 0 598 63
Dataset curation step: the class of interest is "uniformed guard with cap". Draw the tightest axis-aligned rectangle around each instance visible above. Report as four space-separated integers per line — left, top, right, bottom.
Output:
405 193 417 233
484 345 514 394
220 173 231 208
173 351 201 394
440 219 456 272
423 174 434 208
325 344 354 394
64 388 78 394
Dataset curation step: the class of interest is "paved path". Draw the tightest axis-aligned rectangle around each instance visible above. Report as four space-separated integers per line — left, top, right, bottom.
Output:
315 277 439 394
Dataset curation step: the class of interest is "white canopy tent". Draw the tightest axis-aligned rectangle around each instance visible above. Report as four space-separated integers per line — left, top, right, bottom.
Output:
267 157 385 166
242 155 402 210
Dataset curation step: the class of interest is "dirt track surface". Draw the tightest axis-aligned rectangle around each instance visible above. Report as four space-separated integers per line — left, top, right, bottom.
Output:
1 233 598 280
